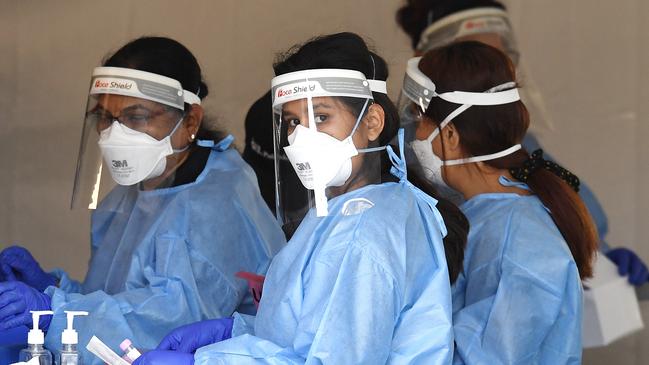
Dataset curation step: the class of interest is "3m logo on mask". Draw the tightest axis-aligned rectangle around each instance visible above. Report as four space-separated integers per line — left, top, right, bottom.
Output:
112 160 128 169
295 162 311 171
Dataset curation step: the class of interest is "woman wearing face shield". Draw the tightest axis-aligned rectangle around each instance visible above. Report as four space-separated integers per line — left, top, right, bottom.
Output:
133 32 468 365
396 0 649 286
0 37 285 363
401 41 598 364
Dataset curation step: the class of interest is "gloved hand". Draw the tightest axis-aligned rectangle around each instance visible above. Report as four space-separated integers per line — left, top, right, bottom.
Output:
157 317 234 353
132 350 194 365
606 247 649 286
0 246 57 291
0 281 52 331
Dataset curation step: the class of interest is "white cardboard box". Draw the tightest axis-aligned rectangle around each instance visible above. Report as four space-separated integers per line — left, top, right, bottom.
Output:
582 254 645 348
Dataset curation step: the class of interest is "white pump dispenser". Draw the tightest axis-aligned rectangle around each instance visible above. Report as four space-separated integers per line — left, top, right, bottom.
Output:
28 311 54 345
58 311 88 365
61 311 88 345
19 310 54 364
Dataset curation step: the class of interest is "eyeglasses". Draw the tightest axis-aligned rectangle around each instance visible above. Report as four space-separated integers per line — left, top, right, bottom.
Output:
87 105 180 134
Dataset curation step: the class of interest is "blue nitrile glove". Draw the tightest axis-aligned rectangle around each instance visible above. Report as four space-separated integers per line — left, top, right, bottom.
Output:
132 350 194 365
157 318 234 353
606 247 649 286
0 281 52 330
0 246 57 291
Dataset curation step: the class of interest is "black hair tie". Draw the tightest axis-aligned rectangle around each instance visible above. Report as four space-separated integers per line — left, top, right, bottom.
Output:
509 149 580 192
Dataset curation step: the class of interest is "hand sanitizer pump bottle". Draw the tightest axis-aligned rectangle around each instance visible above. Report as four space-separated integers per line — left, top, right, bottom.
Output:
57 311 88 365
18 310 54 365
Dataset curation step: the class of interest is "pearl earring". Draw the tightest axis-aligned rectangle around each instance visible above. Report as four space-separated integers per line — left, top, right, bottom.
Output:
190 134 196 140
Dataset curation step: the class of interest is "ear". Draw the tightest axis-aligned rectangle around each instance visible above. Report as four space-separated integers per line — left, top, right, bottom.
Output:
441 121 461 153
183 104 204 141
364 103 385 142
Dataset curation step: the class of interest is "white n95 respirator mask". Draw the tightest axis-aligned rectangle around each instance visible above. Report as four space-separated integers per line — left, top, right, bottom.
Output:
283 125 358 190
98 120 185 186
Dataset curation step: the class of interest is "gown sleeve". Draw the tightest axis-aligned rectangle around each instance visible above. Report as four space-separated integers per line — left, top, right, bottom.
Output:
194 243 401 365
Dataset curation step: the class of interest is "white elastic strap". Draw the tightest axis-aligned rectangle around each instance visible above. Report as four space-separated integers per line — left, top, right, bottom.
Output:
437 87 519 105
349 98 371 137
429 82 518 140
183 90 201 105
169 117 191 153
367 80 387 94
443 144 522 166
357 145 386 153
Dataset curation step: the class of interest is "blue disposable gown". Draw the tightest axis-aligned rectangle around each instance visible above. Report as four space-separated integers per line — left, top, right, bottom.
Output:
44 139 286 364
452 181 582 365
194 179 454 364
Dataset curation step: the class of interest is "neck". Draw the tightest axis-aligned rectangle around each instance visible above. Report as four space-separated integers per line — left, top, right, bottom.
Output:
327 154 381 198
141 149 191 190
448 164 531 200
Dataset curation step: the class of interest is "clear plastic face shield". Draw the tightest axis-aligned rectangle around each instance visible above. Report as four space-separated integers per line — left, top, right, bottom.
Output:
416 7 554 134
399 57 521 196
271 69 387 231
71 67 201 209
417 8 519 65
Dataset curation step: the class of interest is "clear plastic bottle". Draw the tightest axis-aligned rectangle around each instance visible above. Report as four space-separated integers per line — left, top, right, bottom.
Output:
58 344 81 365
19 343 53 364
18 311 54 365
56 311 88 365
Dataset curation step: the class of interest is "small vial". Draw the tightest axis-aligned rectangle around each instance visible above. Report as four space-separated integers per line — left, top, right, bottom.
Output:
119 339 142 364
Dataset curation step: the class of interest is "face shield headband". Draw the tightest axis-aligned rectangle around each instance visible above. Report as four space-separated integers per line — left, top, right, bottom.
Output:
416 7 519 65
403 57 521 166
271 68 387 216
90 66 201 110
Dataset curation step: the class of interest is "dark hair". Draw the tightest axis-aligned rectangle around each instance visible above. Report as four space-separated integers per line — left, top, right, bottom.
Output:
103 36 224 141
419 41 597 278
396 0 506 50
273 32 467 283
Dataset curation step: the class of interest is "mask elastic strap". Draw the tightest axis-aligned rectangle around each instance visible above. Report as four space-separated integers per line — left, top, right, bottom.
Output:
443 144 522 166
425 81 518 149
349 98 370 137
169 116 191 153
425 103 472 142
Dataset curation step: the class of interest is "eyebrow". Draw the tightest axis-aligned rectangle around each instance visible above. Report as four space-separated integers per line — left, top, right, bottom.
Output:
121 104 153 113
282 102 334 119
312 103 334 110
89 103 153 114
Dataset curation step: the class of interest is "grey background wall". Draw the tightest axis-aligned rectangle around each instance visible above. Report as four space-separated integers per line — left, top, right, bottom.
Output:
0 1 647 363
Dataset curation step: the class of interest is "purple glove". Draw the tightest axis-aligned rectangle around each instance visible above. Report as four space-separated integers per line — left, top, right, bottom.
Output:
0 246 57 291
132 350 194 365
606 247 649 286
157 318 234 353
0 281 52 331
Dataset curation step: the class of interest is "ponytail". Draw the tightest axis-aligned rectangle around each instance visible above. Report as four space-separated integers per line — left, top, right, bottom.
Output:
508 149 598 278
